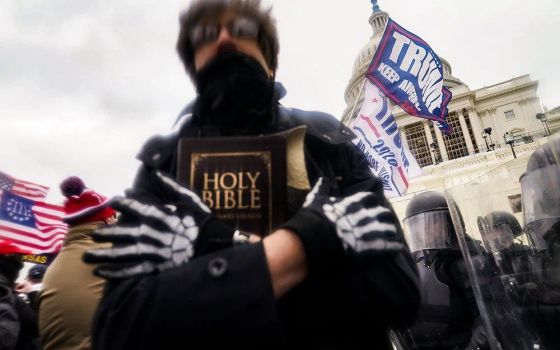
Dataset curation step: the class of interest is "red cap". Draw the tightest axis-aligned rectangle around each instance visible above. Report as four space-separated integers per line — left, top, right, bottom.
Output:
60 177 116 224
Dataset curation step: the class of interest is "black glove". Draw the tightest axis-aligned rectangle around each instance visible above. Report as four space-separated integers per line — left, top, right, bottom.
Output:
280 177 405 277
84 171 215 279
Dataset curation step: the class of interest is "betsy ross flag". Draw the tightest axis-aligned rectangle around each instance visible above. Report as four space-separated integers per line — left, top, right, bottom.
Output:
351 80 422 198
0 190 67 254
0 171 49 200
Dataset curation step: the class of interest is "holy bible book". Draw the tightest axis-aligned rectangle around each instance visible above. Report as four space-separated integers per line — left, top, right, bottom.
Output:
177 133 289 235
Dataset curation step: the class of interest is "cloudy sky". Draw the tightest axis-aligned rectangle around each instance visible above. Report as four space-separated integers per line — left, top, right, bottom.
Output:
1 0 559 205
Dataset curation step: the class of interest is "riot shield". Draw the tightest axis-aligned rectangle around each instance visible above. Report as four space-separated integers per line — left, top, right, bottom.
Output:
398 189 493 350
445 157 560 350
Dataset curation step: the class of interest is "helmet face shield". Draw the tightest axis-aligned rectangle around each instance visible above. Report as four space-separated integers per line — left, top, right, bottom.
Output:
521 166 560 224
478 212 522 252
521 166 560 250
524 218 559 251
482 222 516 252
439 151 560 349
403 210 454 252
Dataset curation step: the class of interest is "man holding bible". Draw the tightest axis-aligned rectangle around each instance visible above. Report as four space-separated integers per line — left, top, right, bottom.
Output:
84 1 420 349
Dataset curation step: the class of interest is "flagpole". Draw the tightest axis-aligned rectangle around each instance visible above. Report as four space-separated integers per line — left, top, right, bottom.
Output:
348 78 368 125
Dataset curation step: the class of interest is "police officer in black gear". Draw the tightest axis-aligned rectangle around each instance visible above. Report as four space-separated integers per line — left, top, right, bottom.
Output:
399 191 489 350
478 211 538 277
479 211 522 251
514 137 560 349
521 138 560 268
477 210 543 349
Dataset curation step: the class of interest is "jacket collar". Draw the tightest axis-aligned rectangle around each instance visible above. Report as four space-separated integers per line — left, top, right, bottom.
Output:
172 82 288 130
172 82 354 143
138 82 355 168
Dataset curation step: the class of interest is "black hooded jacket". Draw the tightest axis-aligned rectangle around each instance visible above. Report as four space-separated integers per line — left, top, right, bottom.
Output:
92 84 420 349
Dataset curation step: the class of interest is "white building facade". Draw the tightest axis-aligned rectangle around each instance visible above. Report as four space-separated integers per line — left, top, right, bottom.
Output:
341 3 557 222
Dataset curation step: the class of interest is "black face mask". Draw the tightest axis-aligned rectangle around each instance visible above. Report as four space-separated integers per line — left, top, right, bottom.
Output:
194 51 275 136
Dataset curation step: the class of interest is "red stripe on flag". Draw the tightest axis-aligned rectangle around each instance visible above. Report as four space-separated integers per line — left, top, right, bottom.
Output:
35 221 66 228
13 185 48 194
11 189 46 199
34 211 63 221
35 201 64 212
0 222 65 241
397 167 409 188
359 114 381 138
33 202 65 224
0 225 65 252
12 186 47 194
37 228 66 235
36 228 66 236
15 179 49 190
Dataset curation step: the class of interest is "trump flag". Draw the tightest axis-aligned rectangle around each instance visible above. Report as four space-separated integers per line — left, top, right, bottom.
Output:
367 18 452 134
351 80 422 198
0 190 67 254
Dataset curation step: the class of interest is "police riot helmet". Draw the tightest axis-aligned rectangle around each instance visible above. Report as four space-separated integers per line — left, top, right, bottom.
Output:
520 137 560 251
403 191 458 253
478 211 522 252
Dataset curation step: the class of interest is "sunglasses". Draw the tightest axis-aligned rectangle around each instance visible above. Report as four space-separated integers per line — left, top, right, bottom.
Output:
190 17 259 49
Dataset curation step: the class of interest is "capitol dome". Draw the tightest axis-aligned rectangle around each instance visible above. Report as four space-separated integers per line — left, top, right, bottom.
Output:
341 4 388 124
440 57 466 89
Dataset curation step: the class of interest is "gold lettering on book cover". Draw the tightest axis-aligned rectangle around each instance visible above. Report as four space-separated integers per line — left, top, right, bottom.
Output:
190 152 272 227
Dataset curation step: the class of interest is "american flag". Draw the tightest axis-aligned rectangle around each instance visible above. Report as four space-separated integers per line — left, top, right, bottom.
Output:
0 190 67 254
0 171 49 200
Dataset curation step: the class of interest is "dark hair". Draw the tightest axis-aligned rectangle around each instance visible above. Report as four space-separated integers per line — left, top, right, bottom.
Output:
176 0 279 78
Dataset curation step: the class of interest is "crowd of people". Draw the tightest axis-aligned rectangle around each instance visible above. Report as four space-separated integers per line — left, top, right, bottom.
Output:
1 175 116 349
0 1 558 349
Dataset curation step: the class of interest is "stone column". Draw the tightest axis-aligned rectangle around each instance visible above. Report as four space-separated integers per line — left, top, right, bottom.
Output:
399 128 410 151
423 120 437 164
519 98 531 119
467 107 485 151
478 109 488 129
529 97 546 133
433 123 449 161
458 110 475 155
519 98 540 134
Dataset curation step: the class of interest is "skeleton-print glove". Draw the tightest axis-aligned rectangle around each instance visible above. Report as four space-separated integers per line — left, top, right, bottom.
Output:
280 177 405 277
84 171 213 279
